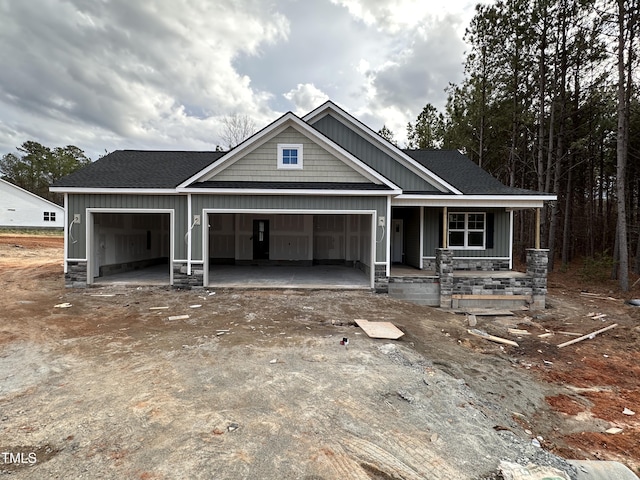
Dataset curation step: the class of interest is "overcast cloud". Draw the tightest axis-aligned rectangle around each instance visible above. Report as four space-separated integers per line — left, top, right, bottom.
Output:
0 0 482 160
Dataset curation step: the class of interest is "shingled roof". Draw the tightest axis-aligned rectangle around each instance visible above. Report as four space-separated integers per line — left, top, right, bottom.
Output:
52 150 225 189
52 147 543 197
403 149 544 195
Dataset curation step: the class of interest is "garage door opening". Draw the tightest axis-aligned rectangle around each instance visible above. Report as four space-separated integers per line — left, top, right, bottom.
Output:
206 213 373 289
90 212 171 285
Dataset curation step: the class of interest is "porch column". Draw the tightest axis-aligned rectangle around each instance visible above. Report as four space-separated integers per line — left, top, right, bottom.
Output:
436 248 453 308
535 207 541 250
526 249 548 310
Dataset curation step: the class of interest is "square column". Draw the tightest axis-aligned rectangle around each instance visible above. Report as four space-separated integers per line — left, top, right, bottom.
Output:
526 249 548 310
436 248 453 308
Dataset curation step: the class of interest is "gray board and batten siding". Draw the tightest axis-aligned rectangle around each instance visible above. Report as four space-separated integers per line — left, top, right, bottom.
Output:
66 194 187 260
423 207 511 258
191 194 388 263
310 114 441 192
209 127 372 184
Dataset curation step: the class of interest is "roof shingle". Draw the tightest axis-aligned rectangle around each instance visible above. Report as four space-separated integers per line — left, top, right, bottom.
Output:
403 149 544 195
52 150 225 189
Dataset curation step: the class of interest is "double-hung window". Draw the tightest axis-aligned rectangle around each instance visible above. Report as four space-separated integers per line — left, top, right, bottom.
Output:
448 212 485 249
277 144 303 169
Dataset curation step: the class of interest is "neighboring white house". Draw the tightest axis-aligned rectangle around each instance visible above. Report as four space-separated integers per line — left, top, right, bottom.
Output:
0 178 64 229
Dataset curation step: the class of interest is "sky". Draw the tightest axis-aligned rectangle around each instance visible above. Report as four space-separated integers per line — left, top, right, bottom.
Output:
0 0 485 161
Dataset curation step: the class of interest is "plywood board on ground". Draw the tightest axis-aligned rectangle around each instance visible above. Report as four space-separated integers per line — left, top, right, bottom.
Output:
354 319 404 339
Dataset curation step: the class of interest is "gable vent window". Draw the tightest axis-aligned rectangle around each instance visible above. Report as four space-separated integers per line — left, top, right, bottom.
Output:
44 212 56 222
277 144 303 170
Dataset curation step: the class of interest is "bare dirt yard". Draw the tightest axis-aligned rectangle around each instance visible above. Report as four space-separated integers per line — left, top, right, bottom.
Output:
0 233 639 479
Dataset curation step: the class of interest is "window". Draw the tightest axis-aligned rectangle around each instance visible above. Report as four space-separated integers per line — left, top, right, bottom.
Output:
44 212 56 222
277 144 303 169
448 212 485 249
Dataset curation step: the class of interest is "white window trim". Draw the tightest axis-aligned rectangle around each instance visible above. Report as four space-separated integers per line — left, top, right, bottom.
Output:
277 144 303 170
448 212 486 250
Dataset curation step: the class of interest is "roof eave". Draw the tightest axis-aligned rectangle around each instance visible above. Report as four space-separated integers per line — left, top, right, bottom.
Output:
49 187 181 194
177 187 402 196
392 194 556 208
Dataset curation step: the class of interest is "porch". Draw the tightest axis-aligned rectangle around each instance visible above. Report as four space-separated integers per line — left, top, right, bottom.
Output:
385 249 547 310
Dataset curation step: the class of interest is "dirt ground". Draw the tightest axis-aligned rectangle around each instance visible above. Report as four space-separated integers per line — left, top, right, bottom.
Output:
0 234 639 479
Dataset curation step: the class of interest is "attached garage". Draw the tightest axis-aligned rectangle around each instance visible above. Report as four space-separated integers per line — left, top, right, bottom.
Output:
88 211 171 284
205 211 375 288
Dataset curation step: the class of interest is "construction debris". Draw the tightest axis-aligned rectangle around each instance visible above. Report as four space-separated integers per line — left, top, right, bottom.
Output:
606 427 624 434
508 328 531 336
466 309 515 316
53 303 72 308
354 319 404 339
168 315 190 321
468 329 519 347
557 323 618 348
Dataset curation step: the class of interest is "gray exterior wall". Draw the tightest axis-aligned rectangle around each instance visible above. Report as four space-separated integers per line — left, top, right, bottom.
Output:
423 207 510 259
67 193 387 281
209 127 370 183
310 114 439 192
191 194 387 263
67 194 187 260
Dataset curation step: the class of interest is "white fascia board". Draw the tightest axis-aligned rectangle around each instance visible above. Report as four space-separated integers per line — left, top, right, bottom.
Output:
178 111 400 191
49 187 181 195
204 208 378 215
178 187 402 196
303 102 463 195
392 194 556 208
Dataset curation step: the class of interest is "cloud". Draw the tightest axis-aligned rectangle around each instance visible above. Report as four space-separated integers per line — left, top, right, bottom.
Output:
0 0 290 157
283 84 330 115
329 0 432 32
370 17 466 112
0 0 478 159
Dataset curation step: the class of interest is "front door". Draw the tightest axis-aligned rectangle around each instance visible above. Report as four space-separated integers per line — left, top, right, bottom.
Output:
253 219 269 260
392 219 403 263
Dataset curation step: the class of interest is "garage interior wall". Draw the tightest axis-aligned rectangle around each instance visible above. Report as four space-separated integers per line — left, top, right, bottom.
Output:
208 213 372 270
93 213 170 276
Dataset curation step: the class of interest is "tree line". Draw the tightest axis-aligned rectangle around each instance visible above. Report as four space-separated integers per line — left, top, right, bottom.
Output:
0 141 91 206
383 0 639 290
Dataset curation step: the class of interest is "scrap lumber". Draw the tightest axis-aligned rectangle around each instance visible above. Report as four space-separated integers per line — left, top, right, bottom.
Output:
354 319 404 339
557 323 618 348
468 329 519 347
465 309 515 316
507 328 530 335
